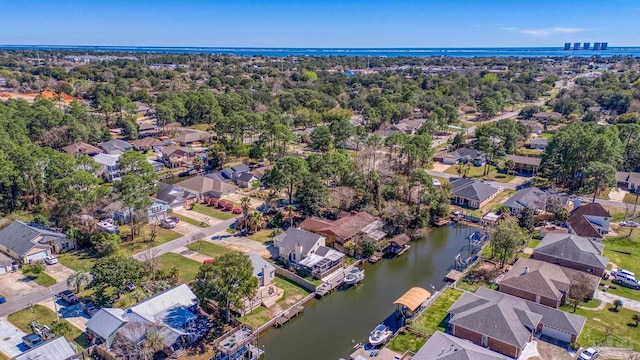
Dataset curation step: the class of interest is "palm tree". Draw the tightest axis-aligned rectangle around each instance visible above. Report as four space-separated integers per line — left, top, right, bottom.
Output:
247 211 264 234
613 299 624 312
505 159 515 176
455 162 464 178
240 197 251 234
66 271 90 293
463 163 471 178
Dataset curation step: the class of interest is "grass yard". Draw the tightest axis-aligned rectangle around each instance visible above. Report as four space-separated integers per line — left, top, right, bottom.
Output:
192 203 237 220
118 225 181 257
158 253 202 284
526 239 540 249
624 192 640 204
247 229 274 243
603 237 640 275
387 332 427 354
187 240 238 258
611 212 626 222
456 279 498 293
27 272 57 287
57 250 96 272
565 305 640 351
540 133 553 139
8 305 89 350
175 214 208 228
411 288 463 335
444 165 515 183
239 277 311 328
239 306 271 328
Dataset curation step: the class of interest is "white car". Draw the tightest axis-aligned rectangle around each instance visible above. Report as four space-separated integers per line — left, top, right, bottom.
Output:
620 220 639 228
578 347 599 360
44 256 58 265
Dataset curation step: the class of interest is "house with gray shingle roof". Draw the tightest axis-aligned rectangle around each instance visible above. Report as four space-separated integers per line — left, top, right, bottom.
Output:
532 233 608 277
413 331 510 360
498 258 600 308
439 148 486 166
11 336 79 360
450 178 501 209
100 139 133 155
248 253 275 287
448 287 586 358
502 187 564 215
0 221 74 263
505 154 541 176
273 227 326 264
528 137 548 150
616 171 640 192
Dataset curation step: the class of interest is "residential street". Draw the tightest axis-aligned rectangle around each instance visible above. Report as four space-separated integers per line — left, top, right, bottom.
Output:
0 282 69 317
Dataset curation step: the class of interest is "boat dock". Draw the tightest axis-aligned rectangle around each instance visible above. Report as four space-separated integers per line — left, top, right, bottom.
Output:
444 269 463 282
315 271 345 297
369 251 383 263
274 305 305 327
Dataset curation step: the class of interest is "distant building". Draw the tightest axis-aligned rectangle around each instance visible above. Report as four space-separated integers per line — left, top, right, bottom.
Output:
616 171 640 192
593 42 602 50
583 42 590 50
564 43 571 50
438 148 486 166
61 142 104 157
528 138 548 150
100 139 133 155
573 42 581 50
273 227 345 279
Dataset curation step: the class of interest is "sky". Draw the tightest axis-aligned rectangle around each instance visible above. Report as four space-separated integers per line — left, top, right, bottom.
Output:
1 0 639 48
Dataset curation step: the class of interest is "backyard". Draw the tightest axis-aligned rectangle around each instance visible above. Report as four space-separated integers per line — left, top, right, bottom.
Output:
8 305 89 351
239 277 311 328
158 253 202 283
191 203 237 221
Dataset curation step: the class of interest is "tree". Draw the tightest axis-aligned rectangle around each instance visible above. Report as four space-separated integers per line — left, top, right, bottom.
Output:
490 218 528 268
240 196 251 234
295 174 329 218
91 256 147 296
518 208 534 232
613 299 624 312
192 253 258 323
568 272 595 312
50 321 72 337
265 156 309 205
115 151 157 239
112 321 165 360
66 271 90 293
91 232 121 256
192 157 204 174
310 126 333 152
581 161 617 203
247 211 264 233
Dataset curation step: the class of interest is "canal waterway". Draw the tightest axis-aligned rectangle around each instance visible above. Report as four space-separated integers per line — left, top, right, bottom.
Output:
259 225 474 360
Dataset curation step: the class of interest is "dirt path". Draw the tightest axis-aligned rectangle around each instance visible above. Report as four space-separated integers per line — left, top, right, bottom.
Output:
171 246 214 263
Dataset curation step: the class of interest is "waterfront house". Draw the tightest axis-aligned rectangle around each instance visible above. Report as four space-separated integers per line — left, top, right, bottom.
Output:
412 331 510 360
273 227 345 278
248 253 275 288
299 211 385 252
616 171 640 192
504 155 541 176
173 175 237 200
0 221 74 263
175 129 209 146
93 153 121 181
162 146 197 168
566 202 610 240
450 178 500 209
498 258 600 308
12 336 79 360
61 142 103 158
438 148 486 166
153 182 198 209
448 287 586 358
502 187 560 215
100 139 133 155
527 137 548 150
532 233 608 277
382 233 411 256
86 284 199 350
131 137 164 152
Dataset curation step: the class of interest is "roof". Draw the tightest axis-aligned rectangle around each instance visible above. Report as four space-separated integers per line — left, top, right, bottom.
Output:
174 175 236 194
248 253 275 278
0 252 14 266
529 138 548 146
274 227 325 258
131 137 164 148
449 287 585 348
389 233 410 247
176 130 209 143
503 187 549 211
499 258 600 300
163 146 196 157
616 171 640 184
100 139 132 154
11 336 78 360
413 331 510 360
443 148 485 161
505 154 541 167
533 111 562 120
92 153 119 167
534 233 608 270
299 218 334 233
298 245 345 268
0 221 65 258
237 172 258 182
86 308 128 341
231 164 250 173
325 212 380 242
153 182 197 206
129 284 197 319
251 166 272 179
519 120 545 132
568 203 611 239
394 287 431 311
61 142 103 156
450 178 500 202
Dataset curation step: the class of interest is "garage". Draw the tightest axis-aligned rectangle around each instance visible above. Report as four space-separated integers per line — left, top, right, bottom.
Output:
541 325 572 343
25 249 49 263
0 253 14 274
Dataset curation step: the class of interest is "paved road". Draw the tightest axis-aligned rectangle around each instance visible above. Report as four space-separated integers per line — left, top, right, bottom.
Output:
0 282 69 317
426 169 518 190
578 196 628 210
595 290 640 312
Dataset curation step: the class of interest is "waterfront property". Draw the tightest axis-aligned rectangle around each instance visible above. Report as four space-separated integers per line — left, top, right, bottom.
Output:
450 178 500 209
393 287 431 317
566 202 611 240
249 253 276 288
92 153 121 181
498 258 600 308
532 233 608 277
412 331 510 360
273 227 345 279
61 141 103 157
299 211 385 252
448 287 586 358
162 146 198 168
502 187 563 215
100 139 133 155
0 221 75 263
382 233 411 256
214 326 263 360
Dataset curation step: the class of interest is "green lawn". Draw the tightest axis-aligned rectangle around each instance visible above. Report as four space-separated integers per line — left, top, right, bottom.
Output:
526 239 540 249
444 165 515 183
57 250 96 272
187 240 238 258
239 277 311 328
118 226 181 257
601 280 640 302
387 332 427 354
28 272 57 287
624 192 640 204
248 230 273 243
612 212 626 222
517 148 544 156
158 253 202 283
603 237 640 275
191 204 237 220
411 288 463 335
540 133 553 139
456 279 498 293
563 305 640 351
8 305 89 350
239 306 271 328
175 214 208 228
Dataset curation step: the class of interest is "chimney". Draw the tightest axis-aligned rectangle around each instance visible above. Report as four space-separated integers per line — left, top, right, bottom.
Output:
295 242 303 262
573 198 581 210
523 266 529 274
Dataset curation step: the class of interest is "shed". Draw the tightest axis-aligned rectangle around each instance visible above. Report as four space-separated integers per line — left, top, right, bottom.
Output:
394 287 431 312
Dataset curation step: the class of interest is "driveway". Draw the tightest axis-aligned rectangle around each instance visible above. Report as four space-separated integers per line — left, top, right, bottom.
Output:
171 246 214 263
210 232 270 257
0 317 27 358
595 290 640 312
431 162 452 173
0 271 44 297
44 262 75 283
172 221 204 236
609 188 628 202
39 298 89 331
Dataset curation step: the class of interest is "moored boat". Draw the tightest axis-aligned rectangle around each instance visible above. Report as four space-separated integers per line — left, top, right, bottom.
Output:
344 268 365 285
368 324 392 346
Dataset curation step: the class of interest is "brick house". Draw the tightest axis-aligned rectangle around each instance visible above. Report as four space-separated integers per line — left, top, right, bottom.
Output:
566 202 611 240
531 233 608 277
162 146 198 168
450 178 500 209
299 212 385 253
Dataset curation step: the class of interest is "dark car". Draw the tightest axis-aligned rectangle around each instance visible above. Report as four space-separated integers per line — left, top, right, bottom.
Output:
22 334 43 348
58 290 79 304
125 283 136 292
167 216 180 223
84 303 98 317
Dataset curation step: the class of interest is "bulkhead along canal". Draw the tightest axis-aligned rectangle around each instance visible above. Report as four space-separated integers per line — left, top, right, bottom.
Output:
260 225 473 360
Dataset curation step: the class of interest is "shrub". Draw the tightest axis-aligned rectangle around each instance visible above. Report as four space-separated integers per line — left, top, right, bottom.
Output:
232 208 242 215
224 203 234 211
569 342 580 351
218 200 227 209
209 199 218 207
22 263 45 275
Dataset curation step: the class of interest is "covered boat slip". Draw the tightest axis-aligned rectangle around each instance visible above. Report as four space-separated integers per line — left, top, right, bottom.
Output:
393 287 432 315
381 233 411 257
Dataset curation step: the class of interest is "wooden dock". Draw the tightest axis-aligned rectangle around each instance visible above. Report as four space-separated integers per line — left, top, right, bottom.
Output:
315 271 345 297
369 251 383 263
434 218 451 227
444 269 464 282
274 305 305 327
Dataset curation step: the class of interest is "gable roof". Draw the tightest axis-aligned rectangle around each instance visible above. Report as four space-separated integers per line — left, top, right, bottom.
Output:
413 331 510 360
176 130 209 143
299 218 334 233
274 227 324 257
519 120 545 132
533 111 562 120
529 138 548 146
86 308 128 341
61 142 103 156
499 258 600 300
503 187 549 211
534 233 608 269
444 148 485 161
505 154 541 167
450 178 499 202
153 182 197 206
248 253 275 278
616 171 640 184
131 137 164 148
231 164 250 173
174 175 236 194
163 146 196 157
129 284 197 320
100 139 132 153
92 153 119 167
449 287 585 348
568 203 611 238
12 336 78 360
325 212 380 242
237 172 258 182
0 221 65 258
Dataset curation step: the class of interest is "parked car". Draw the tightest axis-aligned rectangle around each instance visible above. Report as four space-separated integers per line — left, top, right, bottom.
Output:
167 216 180 223
160 219 176 229
22 334 43 348
578 347 599 360
620 220 638 227
44 256 58 265
203 259 215 264
84 303 98 317
58 290 79 304
125 283 136 292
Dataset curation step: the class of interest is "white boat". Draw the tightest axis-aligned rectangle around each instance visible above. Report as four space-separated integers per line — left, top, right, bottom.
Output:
368 324 392 346
344 269 365 285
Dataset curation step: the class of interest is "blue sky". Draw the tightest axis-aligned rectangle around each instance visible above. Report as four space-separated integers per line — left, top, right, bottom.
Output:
1 0 638 47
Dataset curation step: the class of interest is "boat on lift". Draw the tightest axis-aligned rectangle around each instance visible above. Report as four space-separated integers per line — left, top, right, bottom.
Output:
368 324 392 346
344 268 365 285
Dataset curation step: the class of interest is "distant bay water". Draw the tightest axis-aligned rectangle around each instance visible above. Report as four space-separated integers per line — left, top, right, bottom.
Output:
2 45 640 57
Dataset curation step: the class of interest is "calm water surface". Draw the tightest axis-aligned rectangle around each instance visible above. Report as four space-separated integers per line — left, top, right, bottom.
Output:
259 225 473 360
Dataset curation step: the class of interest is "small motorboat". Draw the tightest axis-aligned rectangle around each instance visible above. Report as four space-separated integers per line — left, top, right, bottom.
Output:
368 324 392 346
344 268 365 285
